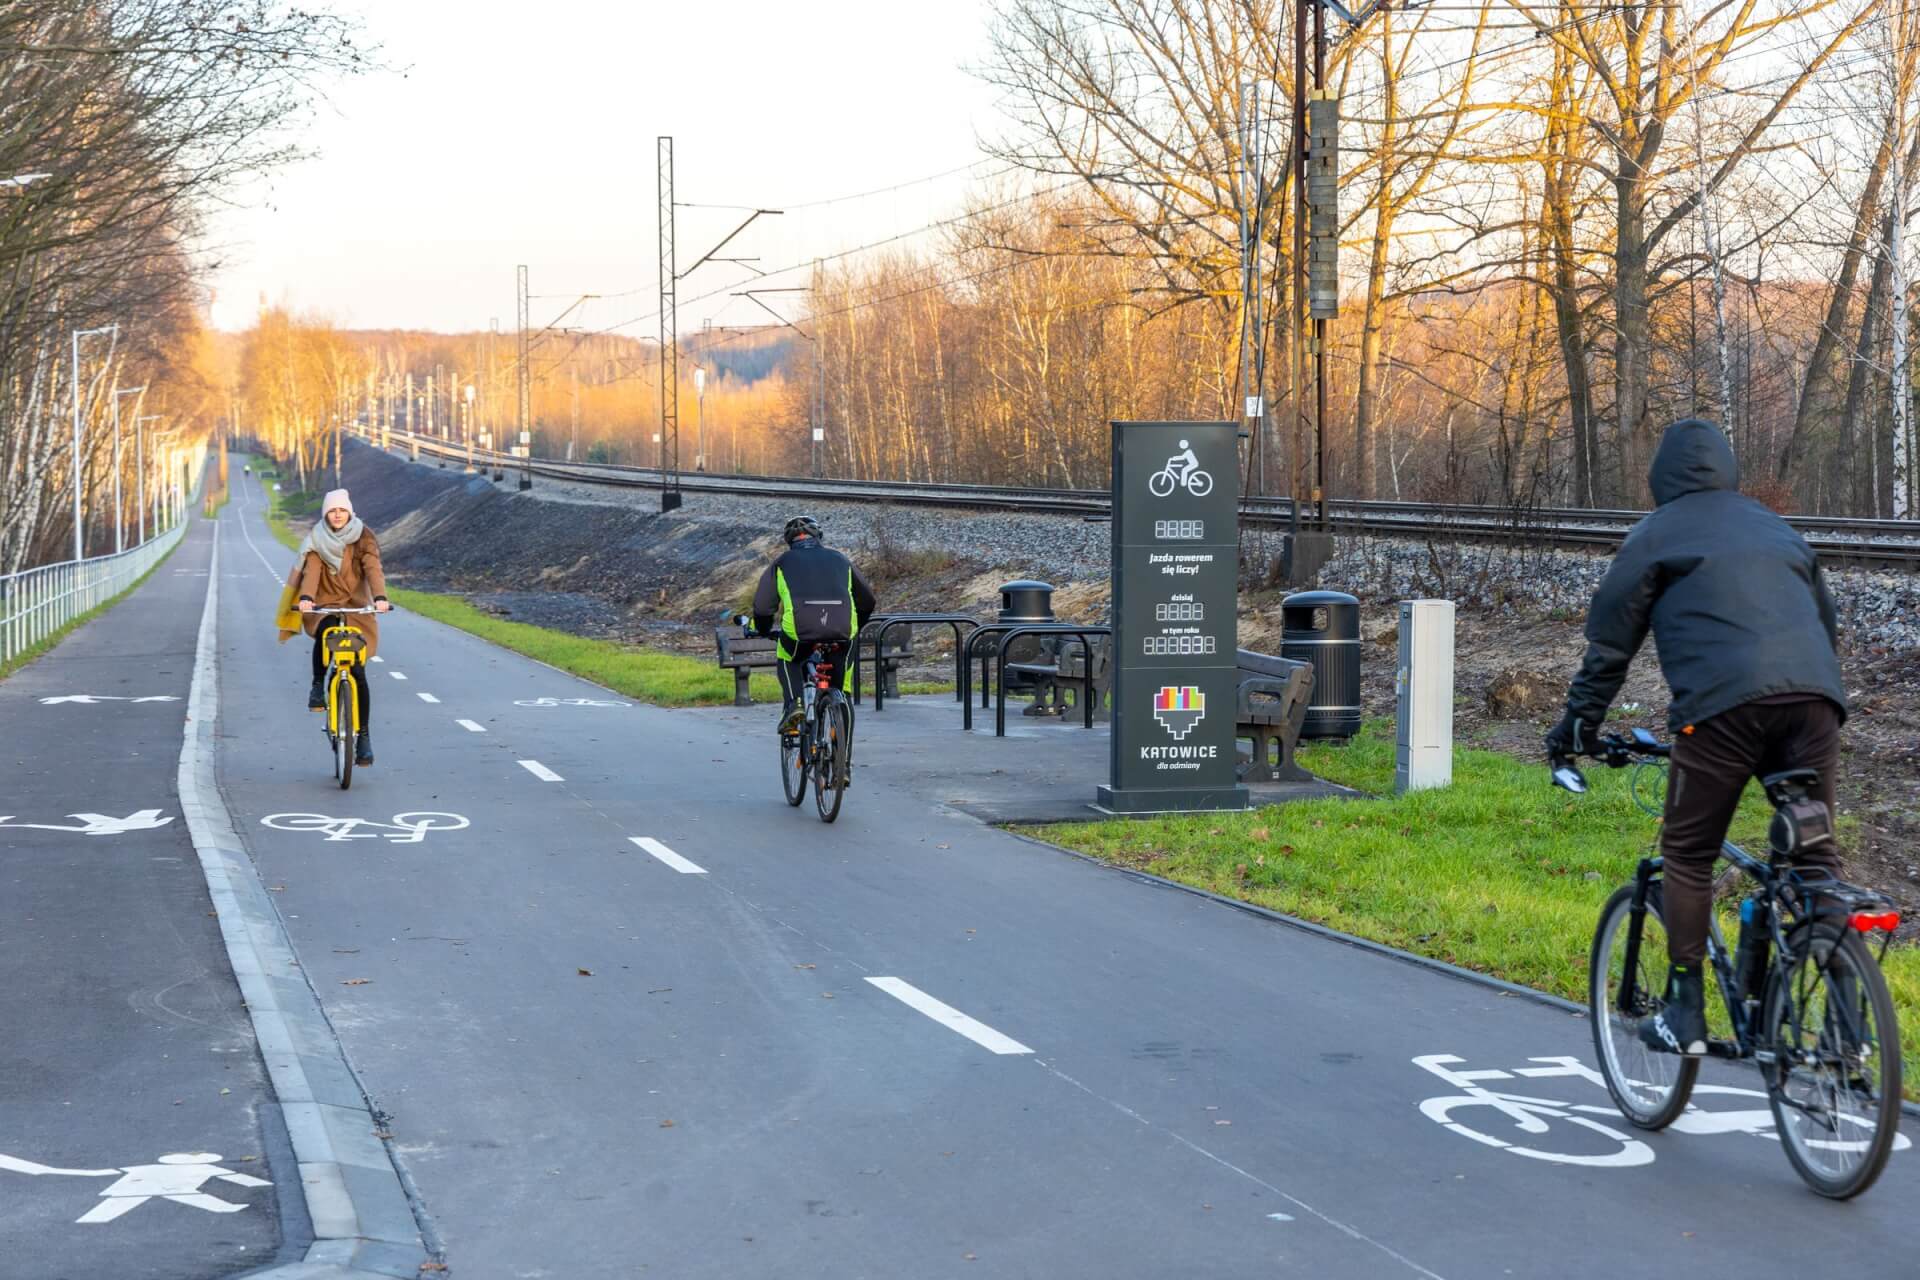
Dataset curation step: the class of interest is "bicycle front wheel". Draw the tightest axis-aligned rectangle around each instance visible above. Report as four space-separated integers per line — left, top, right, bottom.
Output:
780 723 807 807
814 700 848 824
1590 883 1697 1129
1763 925 1902 1199
335 672 355 791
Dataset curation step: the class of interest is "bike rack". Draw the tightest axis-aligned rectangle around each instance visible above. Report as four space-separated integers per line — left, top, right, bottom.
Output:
854 613 979 711
958 622 1111 734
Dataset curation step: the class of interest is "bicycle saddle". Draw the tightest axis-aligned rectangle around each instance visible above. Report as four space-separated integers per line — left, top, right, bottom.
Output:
1760 768 1821 805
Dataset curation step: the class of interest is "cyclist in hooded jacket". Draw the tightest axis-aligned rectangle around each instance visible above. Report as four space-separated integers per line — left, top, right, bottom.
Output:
751 515 877 735
1547 418 1847 1056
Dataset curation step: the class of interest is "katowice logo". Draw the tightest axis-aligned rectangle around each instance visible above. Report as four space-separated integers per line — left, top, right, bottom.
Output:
1152 685 1205 740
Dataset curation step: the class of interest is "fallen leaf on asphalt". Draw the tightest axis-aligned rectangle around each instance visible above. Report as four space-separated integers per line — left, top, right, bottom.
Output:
660 1119 675 1128
373 1130 392 1140
268 885 286 892
963 1253 976 1261
341 979 371 986
420 1264 449 1274
577 968 593 977
793 963 816 970
220 1088 230 1096
936 843 951 849
333 948 359 954
648 987 672 995
821 992 835 999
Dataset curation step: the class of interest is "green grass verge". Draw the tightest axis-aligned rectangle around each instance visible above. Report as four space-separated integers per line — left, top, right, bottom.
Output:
0 537 183 680
1034 720 1920 1101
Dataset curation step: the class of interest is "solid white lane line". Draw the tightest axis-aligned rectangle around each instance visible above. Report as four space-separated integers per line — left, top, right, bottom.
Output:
518 759 562 782
863 977 1033 1055
389 671 408 681
629 837 707 875
417 692 440 703
456 719 486 733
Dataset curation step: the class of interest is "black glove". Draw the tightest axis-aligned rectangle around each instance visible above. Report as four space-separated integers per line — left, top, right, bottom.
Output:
1545 708 1600 758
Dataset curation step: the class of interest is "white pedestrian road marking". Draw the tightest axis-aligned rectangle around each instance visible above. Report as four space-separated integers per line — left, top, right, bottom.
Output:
864 977 1033 1055
455 719 486 733
0 1150 271 1225
260 812 470 843
38 695 181 705
518 759 563 782
630 837 706 875
0 810 174 836
389 671 408 681
417 692 440 703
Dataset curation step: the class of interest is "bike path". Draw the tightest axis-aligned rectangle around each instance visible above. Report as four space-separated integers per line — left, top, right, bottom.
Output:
0 513 290 1278
214 471 1915 1279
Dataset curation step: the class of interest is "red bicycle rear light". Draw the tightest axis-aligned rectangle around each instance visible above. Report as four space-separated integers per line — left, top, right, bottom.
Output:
1849 911 1900 932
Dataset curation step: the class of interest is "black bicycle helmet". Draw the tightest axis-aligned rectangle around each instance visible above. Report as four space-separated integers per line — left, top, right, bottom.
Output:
782 515 823 545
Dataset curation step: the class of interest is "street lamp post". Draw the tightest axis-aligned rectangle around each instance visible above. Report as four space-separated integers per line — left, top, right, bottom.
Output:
136 415 160 543
112 385 147 553
70 325 117 560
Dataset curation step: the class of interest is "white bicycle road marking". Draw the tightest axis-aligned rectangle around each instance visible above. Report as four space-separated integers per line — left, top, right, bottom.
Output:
630 837 706 875
513 697 631 708
259 812 470 843
518 760 563 782
865 977 1034 1056
1 1151 270 1225
1413 1053 1910 1167
455 719 486 733
0 810 174 836
37 695 181 705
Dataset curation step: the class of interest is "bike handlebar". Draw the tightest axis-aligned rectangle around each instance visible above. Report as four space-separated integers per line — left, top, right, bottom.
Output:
304 605 392 616
1550 728 1670 795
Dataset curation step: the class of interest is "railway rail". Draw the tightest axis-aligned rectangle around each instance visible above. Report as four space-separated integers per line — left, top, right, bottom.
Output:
371 429 1920 570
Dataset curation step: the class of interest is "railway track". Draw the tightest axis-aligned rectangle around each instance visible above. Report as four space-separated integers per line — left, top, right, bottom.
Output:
377 430 1920 570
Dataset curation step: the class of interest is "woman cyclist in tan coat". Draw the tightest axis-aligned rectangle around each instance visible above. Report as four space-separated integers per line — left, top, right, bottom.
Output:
285 488 390 766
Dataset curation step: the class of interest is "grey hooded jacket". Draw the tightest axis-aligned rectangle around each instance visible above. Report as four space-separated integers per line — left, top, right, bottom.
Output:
1565 419 1845 732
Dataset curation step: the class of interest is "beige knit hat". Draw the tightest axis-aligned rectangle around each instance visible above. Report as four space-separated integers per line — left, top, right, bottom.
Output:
322 488 353 517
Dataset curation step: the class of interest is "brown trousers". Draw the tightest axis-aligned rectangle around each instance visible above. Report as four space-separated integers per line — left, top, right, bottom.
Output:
1660 697 1842 966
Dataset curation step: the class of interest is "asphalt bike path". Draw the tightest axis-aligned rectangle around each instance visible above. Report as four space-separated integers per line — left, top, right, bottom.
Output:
0 513 290 1278
215 471 1914 1278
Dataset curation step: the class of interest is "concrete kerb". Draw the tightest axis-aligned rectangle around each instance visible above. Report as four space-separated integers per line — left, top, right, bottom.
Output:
1000 828 1920 1123
177 532 440 1279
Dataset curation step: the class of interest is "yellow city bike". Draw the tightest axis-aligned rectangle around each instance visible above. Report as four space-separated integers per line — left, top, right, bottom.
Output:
315 606 383 791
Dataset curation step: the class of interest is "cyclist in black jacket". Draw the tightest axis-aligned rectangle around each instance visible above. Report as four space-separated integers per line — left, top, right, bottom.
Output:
1547 419 1847 1056
751 515 878 736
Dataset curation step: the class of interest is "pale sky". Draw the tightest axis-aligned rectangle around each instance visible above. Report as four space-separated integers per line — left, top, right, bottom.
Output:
207 0 1008 337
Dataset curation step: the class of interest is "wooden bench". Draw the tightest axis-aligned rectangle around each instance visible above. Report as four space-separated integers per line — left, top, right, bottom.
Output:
714 626 779 707
852 628 915 700
1006 635 1114 720
1237 648 1314 783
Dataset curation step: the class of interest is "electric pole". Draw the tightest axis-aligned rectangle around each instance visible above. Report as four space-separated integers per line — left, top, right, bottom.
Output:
657 136 682 511
516 265 532 490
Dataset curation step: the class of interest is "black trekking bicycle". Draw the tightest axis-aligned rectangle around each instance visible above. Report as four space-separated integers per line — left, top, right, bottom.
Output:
779 641 853 823
1554 729 1904 1198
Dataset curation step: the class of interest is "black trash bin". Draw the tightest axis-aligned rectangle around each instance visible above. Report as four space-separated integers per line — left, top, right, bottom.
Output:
996 581 1055 694
1281 590 1361 740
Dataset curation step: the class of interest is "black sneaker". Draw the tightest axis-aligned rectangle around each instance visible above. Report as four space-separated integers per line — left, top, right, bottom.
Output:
1639 964 1709 1056
355 731 374 767
777 705 805 735
308 678 326 711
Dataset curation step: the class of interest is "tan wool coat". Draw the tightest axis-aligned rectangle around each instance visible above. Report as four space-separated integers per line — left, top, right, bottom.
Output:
283 528 388 659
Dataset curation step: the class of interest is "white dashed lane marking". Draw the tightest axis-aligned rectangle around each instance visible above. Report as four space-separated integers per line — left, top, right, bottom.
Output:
864 977 1034 1056
456 720 486 733
389 671 408 681
417 692 440 703
629 837 706 875
518 760 562 782
371 656 384 663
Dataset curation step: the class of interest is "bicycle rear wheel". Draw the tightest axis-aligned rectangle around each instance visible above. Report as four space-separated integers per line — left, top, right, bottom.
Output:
334 670 355 791
780 722 807 807
813 699 848 824
1590 883 1697 1129
1763 926 1902 1199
